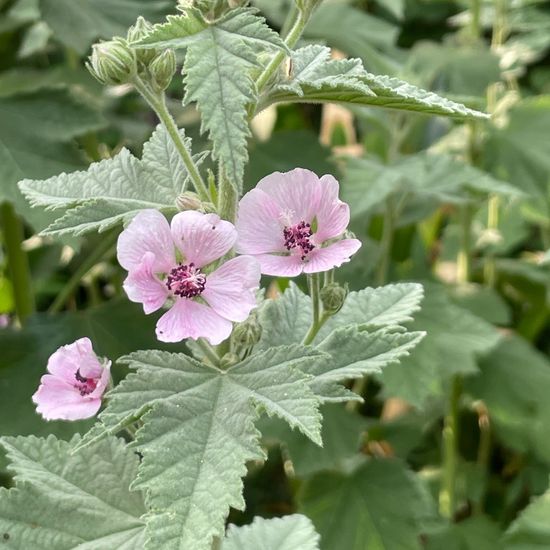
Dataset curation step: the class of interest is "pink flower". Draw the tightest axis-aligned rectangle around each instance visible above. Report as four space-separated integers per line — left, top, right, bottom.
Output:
235 168 361 276
32 338 111 421
117 210 261 345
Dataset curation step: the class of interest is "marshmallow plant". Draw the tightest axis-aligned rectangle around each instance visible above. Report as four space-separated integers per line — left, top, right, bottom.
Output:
3 1 488 549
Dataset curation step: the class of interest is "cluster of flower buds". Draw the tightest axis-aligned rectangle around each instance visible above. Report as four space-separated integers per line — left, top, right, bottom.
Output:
87 16 176 92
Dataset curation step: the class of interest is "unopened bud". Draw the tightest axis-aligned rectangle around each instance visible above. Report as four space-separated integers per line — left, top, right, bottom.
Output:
127 16 157 66
320 283 348 315
176 192 202 211
231 311 262 349
149 49 177 91
87 38 136 85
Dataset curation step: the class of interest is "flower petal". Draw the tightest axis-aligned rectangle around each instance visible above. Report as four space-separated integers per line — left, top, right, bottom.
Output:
256 168 322 224
236 189 286 254
156 298 233 345
89 361 112 400
303 239 362 274
253 253 305 277
171 211 237 268
123 252 169 314
202 256 260 322
47 337 97 380
314 174 351 242
32 375 101 421
117 209 175 272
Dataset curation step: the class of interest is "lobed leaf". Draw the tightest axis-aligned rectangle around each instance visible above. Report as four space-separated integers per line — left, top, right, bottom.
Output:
137 7 287 192
0 435 145 549
83 346 323 550
222 514 320 550
265 45 489 120
18 125 200 236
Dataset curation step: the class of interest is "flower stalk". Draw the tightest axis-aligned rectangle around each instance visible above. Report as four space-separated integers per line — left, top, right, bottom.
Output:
132 77 211 203
0 202 35 324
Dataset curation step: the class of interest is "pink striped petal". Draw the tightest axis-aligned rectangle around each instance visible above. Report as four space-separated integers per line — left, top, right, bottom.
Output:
117 210 175 272
123 252 169 314
254 253 305 277
256 168 322 224
303 239 362 274
314 174 350 242
156 298 233 345
236 189 286 254
32 376 101 421
202 256 260 322
171 211 237 268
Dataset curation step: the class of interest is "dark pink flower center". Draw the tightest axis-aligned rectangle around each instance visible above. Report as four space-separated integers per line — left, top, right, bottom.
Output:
166 263 206 298
284 221 315 260
74 369 98 396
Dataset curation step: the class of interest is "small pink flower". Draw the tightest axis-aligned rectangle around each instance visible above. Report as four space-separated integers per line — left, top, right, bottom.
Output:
0 314 9 328
117 210 261 345
235 168 361 276
32 338 111 421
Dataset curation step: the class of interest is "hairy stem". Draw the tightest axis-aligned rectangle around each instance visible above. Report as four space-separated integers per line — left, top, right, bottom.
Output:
133 78 210 202
302 273 330 345
48 232 118 314
249 5 314 117
217 164 237 223
0 202 35 324
439 375 462 519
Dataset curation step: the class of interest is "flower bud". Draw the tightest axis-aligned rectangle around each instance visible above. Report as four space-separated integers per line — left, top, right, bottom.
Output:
320 282 348 315
176 192 202 211
149 49 177 92
231 312 262 350
127 16 157 66
86 38 137 86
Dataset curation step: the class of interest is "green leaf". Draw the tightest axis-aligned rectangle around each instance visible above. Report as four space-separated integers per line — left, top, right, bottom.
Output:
298 459 436 550
257 282 424 349
313 327 425 402
267 46 489 120
0 435 145 549
0 89 104 230
342 153 522 220
137 7 287 191
223 514 320 550
39 0 173 54
425 516 502 550
19 125 198 236
504 482 550 549
85 346 323 550
261 403 368 478
380 285 501 408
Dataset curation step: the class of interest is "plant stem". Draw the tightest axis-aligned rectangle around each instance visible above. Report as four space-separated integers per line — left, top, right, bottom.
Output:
439 375 462 520
133 78 210 202
0 202 35 324
302 273 329 345
457 204 473 285
197 338 221 366
48 232 118 314
470 0 481 40
249 5 313 117
376 196 395 286
217 164 237 223
474 401 491 514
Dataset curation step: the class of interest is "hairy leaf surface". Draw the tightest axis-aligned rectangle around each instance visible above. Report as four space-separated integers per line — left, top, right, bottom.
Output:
0 435 145 549
83 347 323 550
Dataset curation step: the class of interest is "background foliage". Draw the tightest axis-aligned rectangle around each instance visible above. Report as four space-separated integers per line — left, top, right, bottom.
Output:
1 0 550 548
